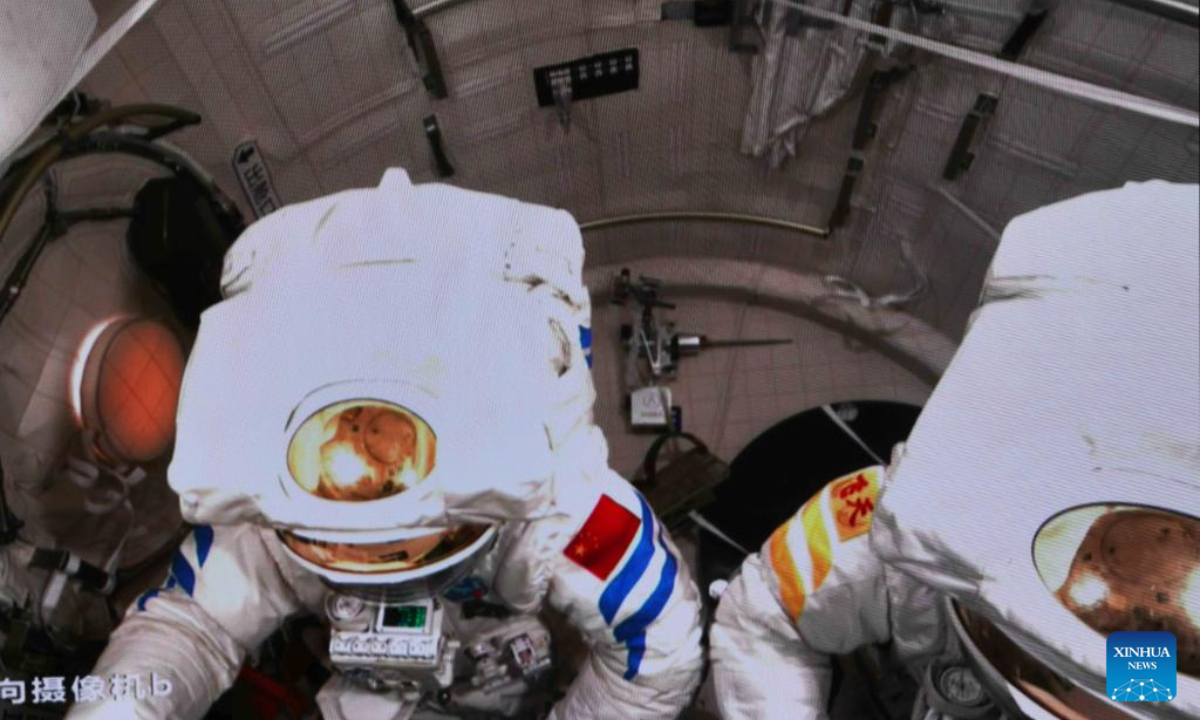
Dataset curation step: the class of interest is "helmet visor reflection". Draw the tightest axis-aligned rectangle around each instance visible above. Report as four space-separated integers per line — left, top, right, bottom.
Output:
1035 505 1199 677
278 525 489 575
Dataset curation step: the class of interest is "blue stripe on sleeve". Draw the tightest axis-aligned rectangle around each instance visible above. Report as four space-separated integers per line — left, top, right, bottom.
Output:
598 495 656 624
622 633 648 681
138 530 207 612
170 550 196 597
135 567 178 612
580 326 594 368
194 525 214 567
136 588 160 611
613 523 679 679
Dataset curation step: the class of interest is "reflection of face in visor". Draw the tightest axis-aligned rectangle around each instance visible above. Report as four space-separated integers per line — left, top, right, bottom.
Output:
951 507 1199 720
282 399 493 601
287 399 437 502
1047 507 1199 675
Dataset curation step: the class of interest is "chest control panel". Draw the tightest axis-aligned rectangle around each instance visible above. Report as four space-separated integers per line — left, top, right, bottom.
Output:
327 596 444 668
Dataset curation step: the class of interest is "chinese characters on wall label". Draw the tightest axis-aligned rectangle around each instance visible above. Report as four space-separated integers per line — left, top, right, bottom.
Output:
232 140 282 218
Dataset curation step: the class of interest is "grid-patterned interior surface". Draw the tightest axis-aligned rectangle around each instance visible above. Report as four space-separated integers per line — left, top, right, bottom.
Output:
94 320 184 463
75 0 1198 345
20 0 1200 483
591 298 942 475
584 258 954 473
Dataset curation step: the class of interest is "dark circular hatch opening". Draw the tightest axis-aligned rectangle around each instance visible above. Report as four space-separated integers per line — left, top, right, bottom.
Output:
698 400 923 595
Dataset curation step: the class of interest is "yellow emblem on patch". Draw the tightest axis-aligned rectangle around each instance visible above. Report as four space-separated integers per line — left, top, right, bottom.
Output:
829 467 880 542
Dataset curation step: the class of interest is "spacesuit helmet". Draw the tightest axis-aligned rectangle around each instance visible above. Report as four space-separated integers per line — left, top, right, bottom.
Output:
869 181 1200 720
167 169 598 601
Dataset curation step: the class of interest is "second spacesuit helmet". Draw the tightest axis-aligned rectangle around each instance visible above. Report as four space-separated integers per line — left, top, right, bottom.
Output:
869 180 1200 720
274 397 496 601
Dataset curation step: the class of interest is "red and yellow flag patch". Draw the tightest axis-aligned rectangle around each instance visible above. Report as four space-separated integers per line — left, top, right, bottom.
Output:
563 494 641 580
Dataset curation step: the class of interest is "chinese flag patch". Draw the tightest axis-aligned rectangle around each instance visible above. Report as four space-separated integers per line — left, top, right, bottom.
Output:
563 494 641 580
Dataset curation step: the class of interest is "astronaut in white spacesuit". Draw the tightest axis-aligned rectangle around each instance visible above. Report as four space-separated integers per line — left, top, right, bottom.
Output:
710 181 1200 720
65 169 703 720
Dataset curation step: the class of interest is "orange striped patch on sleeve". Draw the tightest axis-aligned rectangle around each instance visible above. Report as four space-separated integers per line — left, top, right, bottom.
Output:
800 495 831 591
765 469 880 625
829 467 880 542
767 518 806 623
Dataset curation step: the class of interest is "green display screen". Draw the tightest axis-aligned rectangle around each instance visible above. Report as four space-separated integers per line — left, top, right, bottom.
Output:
381 605 427 629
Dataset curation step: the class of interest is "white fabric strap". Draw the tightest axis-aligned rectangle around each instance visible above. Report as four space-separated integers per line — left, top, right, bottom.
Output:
776 0 1200 127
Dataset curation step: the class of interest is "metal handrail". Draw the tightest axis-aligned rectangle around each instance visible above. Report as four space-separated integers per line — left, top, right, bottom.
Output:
579 211 830 238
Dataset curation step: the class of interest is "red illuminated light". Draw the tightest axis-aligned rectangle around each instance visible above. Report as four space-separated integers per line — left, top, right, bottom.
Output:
71 317 185 464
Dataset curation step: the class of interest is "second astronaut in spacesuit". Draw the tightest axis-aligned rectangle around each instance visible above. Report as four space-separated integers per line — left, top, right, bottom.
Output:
710 181 1200 720
66 169 703 720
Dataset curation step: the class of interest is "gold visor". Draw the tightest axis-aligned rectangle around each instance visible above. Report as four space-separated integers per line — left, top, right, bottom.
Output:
1034 505 1199 677
287 399 437 502
279 525 489 575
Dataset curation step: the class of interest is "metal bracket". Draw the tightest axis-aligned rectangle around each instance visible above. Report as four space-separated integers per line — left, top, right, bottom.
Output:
392 0 449 99
942 9 1045 180
829 156 866 230
852 66 911 150
942 94 998 181
423 115 455 178
660 0 733 26
999 6 1048 61
822 2 907 233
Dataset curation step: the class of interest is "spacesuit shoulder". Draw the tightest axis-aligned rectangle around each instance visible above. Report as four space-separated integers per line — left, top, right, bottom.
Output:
506 471 691 641
760 467 891 649
132 523 313 650
495 470 644 601
546 470 650 573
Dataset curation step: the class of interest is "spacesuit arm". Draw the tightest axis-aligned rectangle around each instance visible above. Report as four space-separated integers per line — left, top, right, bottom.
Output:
65 524 306 720
495 472 704 720
709 467 892 720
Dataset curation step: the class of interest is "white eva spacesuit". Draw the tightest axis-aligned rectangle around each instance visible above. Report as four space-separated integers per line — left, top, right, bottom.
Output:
710 181 1200 720
65 169 703 720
